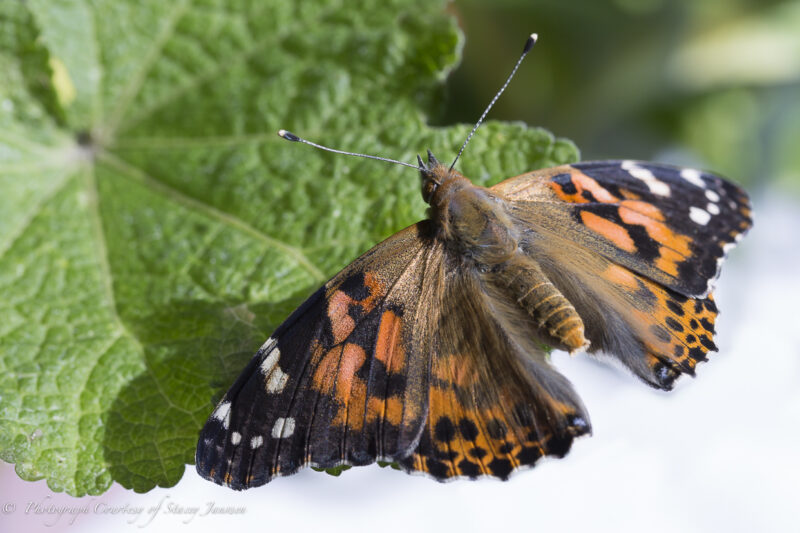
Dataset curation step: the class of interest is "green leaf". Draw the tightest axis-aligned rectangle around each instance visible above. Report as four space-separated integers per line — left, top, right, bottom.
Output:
312 464 352 477
0 0 578 495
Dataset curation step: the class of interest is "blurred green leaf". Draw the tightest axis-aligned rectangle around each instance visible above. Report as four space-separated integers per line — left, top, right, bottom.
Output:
771 94 800 191
0 0 577 495
444 0 800 194
671 1 800 89
678 89 762 180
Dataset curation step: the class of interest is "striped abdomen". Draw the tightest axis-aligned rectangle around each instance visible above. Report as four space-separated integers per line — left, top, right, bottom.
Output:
495 257 589 354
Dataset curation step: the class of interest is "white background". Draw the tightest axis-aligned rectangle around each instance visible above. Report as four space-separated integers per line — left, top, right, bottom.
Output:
1 192 798 533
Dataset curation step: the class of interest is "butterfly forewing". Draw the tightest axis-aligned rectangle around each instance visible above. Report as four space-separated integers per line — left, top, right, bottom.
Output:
492 161 753 298
196 222 439 489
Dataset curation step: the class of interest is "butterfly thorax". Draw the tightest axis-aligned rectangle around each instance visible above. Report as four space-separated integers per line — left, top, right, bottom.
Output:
422 162 518 266
419 159 590 354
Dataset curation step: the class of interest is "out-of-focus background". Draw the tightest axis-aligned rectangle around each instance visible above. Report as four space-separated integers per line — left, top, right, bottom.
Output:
2 1 798 532
439 0 800 194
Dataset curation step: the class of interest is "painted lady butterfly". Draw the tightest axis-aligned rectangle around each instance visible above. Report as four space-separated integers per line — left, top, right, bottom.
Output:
196 34 752 488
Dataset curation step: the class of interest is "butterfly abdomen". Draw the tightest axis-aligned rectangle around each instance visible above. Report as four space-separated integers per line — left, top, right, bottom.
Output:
491 257 589 354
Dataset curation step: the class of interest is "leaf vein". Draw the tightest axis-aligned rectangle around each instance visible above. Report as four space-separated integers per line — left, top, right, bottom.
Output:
97 150 326 282
103 0 193 140
0 170 75 261
116 31 280 134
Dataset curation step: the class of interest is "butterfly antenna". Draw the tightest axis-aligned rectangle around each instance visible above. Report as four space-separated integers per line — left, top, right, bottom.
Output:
277 130 419 169
449 33 538 172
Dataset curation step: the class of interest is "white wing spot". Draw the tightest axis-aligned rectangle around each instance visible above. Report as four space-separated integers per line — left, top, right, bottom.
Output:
622 160 670 196
260 350 279 375
259 336 277 351
250 435 264 449
260 347 289 394
705 189 720 202
690 206 711 225
680 168 706 188
707 202 720 215
266 367 289 394
212 401 232 430
271 417 295 439
231 431 241 445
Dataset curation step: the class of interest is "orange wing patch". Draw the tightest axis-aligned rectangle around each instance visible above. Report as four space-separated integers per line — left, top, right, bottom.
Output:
552 174 696 270
580 211 637 252
549 170 619 204
599 263 718 389
326 271 386 343
400 379 587 480
618 201 693 268
375 310 406 374
397 334 589 480
308 304 412 433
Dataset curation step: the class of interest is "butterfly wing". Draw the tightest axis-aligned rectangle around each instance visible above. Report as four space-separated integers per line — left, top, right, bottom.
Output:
197 217 592 486
492 160 752 297
196 221 441 489
398 257 591 480
491 161 752 390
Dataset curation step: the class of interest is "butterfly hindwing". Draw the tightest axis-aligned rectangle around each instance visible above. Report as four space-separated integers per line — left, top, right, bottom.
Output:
196 222 440 489
492 160 753 298
520 229 719 389
397 259 591 480
491 161 750 389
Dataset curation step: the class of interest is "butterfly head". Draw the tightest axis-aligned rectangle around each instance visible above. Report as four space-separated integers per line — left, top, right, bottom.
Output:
418 149 468 205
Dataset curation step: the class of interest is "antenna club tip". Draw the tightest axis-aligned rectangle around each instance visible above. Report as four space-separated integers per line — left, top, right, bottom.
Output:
524 33 538 53
277 129 300 142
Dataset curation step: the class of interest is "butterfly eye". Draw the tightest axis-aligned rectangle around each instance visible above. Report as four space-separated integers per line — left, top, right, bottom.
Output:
422 179 438 203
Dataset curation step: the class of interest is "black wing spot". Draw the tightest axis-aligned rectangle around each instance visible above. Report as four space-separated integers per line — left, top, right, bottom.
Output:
469 447 488 459
488 458 513 479
545 433 573 458
688 347 707 361
699 335 717 351
666 300 685 316
516 446 543 465
426 458 450 479
434 417 456 443
551 173 578 195
665 316 684 332
458 418 480 441
458 459 481 478
338 271 370 301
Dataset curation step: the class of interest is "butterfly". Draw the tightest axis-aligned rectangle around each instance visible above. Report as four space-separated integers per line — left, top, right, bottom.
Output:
195 34 752 489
